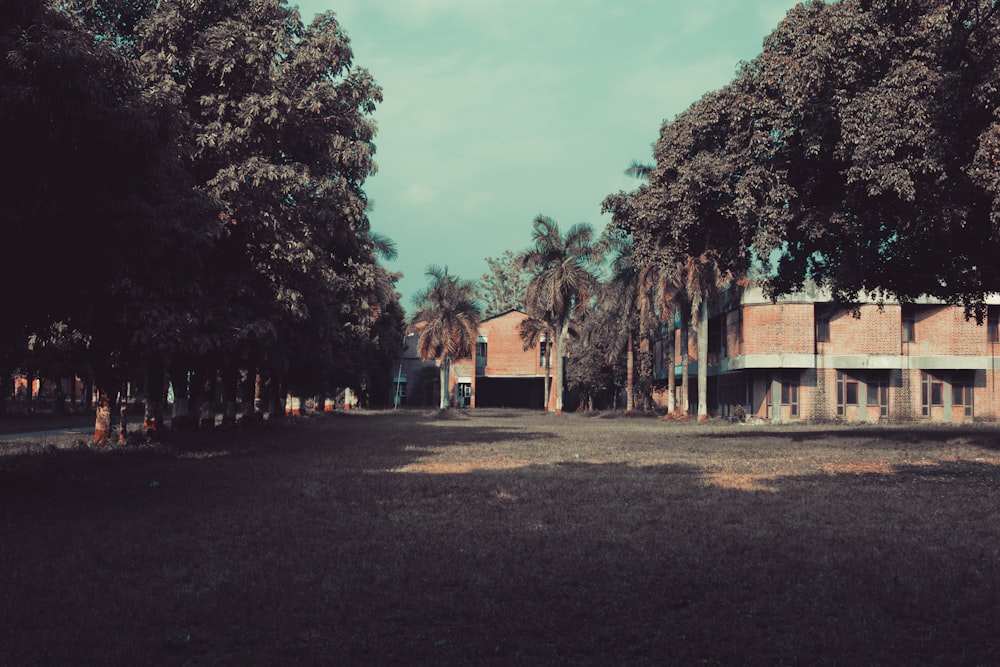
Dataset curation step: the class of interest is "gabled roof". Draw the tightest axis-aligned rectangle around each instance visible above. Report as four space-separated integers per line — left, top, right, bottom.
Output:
478 308 529 324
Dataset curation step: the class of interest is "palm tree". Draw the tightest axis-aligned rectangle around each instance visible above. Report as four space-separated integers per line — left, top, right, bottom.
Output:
521 215 601 414
682 253 735 420
595 229 660 412
640 255 684 414
516 314 554 411
411 265 481 410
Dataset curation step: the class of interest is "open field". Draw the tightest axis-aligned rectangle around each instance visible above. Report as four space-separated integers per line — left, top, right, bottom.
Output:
2 410 1000 665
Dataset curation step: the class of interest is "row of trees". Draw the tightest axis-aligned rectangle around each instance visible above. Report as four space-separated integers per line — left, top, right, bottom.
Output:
419 214 703 415
0 0 404 440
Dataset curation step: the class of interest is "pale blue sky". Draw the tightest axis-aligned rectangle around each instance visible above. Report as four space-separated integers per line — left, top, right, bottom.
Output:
294 0 796 313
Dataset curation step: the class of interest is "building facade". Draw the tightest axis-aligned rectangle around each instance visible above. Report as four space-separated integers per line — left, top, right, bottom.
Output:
392 310 552 409
652 283 1000 422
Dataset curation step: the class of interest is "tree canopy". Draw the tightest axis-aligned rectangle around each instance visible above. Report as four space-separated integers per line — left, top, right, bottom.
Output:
607 0 1000 312
0 0 400 424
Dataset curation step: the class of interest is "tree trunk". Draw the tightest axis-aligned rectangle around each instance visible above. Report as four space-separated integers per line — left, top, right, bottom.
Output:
240 369 260 423
25 370 34 413
83 376 93 411
144 357 166 437
170 364 193 429
697 298 709 420
220 365 239 426
680 307 690 415
195 366 216 428
118 384 129 445
666 325 676 413
543 336 552 412
439 358 450 409
554 321 569 414
625 336 635 413
93 389 111 447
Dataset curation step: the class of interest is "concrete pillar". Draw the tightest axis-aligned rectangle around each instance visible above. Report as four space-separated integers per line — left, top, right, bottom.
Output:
771 376 782 424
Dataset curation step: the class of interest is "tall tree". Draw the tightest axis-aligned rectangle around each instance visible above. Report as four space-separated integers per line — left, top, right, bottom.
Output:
478 251 528 318
411 266 482 410
516 314 555 411
521 215 601 414
613 0 1000 314
68 0 388 428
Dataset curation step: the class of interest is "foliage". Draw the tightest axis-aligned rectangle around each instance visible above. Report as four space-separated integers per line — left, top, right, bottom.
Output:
0 0 398 425
608 0 1000 312
521 215 602 413
411 266 482 409
478 250 529 318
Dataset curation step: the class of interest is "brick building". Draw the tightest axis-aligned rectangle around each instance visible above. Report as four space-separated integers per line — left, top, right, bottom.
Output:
392 310 552 409
652 282 1000 422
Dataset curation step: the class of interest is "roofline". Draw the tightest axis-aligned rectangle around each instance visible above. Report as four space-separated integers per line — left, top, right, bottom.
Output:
479 308 529 323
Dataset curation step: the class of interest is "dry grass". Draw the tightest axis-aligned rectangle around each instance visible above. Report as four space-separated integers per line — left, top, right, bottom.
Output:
2 410 1000 665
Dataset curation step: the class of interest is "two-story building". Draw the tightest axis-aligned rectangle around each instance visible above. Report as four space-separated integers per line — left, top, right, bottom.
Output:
392 310 553 409
652 283 1000 422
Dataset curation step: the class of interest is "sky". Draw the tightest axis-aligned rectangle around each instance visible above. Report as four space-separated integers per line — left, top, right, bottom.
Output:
294 0 797 313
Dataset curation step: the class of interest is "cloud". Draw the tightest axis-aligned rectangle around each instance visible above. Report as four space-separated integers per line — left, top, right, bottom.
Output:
402 183 439 206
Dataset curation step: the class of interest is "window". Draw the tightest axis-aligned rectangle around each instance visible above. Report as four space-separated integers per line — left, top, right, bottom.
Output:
781 380 799 418
476 341 487 367
815 305 830 343
921 372 943 417
989 306 999 344
734 309 743 355
836 371 858 416
867 381 889 418
539 340 550 367
901 305 915 343
953 375 974 417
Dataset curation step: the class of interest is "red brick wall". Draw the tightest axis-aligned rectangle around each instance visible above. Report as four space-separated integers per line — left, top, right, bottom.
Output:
816 304 900 355
742 303 814 355
479 311 545 377
909 305 987 356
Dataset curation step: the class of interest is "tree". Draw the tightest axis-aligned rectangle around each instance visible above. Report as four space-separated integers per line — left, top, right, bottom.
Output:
681 254 734 420
411 266 482 410
516 313 555 411
65 0 389 431
478 251 528 318
521 215 602 414
614 0 1000 314
1 0 209 443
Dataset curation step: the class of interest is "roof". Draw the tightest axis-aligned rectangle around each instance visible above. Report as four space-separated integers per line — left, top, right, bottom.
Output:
478 309 529 324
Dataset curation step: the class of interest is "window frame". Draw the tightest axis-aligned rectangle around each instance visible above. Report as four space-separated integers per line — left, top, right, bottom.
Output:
781 379 799 418
901 306 915 343
867 380 889 418
836 371 859 416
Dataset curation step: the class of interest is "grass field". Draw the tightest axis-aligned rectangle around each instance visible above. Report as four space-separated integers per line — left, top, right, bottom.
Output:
2 410 999 665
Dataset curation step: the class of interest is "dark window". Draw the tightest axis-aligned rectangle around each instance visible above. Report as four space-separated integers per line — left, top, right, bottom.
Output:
781 380 799 418
836 371 858 415
989 307 999 343
815 305 831 343
953 376 974 417
539 340 549 367
845 381 858 405
868 381 889 418
902 306 915 343
476 342 487 367
921 371 943 416
735 309 743 353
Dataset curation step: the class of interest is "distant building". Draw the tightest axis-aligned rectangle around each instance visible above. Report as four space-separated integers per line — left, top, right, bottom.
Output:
392 310 552 409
